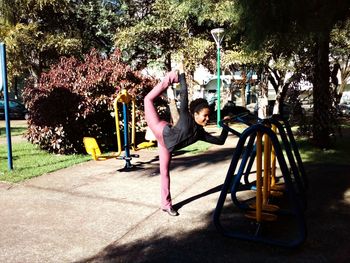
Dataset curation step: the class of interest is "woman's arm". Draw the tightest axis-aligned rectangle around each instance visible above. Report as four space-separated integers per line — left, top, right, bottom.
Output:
178 73 189 114
201 128 228 145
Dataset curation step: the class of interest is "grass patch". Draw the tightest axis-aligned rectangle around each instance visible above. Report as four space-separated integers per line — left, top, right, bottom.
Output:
0 126 27 137
297 123 350 165
1 119 349 183
298 137 350 165
180 140 212 155
0 142 90 183
0 120 28 137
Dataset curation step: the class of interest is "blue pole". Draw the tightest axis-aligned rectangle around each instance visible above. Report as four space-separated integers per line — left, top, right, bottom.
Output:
0 43 13 170
122 103 132 168
246 69 252 105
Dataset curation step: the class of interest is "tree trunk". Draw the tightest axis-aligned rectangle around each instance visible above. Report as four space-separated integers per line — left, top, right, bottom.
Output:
257 72 269 119
311 33 333 148
273 82 288 115
338 65 350 101
164 52 180 124
240 84 246 107
165 53 172 71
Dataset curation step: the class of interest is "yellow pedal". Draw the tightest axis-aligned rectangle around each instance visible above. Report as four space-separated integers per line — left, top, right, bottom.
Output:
249 203 280 212
245 211 278 222
270 190 284 197
137 141 155 149
271 184 285 191
83 137 101 160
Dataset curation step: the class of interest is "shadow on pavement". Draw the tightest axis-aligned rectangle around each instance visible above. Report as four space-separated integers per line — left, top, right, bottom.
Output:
76 159 350 263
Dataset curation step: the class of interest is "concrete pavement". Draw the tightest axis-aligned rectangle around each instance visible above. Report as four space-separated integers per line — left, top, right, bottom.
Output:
1 127 350 262
0 129 238 262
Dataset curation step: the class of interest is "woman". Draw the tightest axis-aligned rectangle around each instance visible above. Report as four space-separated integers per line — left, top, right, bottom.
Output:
144 63 228 216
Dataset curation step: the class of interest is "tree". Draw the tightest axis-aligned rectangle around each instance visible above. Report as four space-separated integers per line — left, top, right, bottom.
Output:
23 49 157 154
0 0 122 90
235 0 350 148
115 0 237 72
116 0 314 121
115 0 241 124
330 19 350 102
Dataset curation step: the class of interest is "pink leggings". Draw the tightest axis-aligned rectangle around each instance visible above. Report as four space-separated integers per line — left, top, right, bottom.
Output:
144 71 178 209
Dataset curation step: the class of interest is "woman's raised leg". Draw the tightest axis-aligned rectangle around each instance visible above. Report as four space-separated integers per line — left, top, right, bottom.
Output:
144 70 179 142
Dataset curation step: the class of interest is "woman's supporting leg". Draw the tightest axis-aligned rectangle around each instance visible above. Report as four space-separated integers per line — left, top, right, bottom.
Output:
158 143 172 209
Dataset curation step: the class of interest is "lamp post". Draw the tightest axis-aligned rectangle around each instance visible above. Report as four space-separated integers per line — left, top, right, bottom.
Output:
211 28 225 127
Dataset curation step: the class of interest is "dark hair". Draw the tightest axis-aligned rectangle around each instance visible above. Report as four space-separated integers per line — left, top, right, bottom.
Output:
190 98 210 115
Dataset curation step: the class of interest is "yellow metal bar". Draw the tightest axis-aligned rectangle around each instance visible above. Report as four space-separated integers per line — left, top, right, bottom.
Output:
84 89 137 161
263 133 271 205
247 130 279 222
271 124 277 187
115 89 136 151
113 98 122 157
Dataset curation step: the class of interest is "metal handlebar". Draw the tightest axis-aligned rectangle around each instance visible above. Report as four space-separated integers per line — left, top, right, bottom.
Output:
219 112 261 137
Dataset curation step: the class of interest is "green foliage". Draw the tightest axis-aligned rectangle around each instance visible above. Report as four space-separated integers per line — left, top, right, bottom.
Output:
0 126 27 137
0 0 122 87
115 0 238 70
4 22 82 78
23 49 156 154
330 19 350 94
75 0 122 53
222 48 269 67
235 0 350 148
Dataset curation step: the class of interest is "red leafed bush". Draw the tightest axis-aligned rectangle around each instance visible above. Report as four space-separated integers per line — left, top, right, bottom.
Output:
23 49 159 154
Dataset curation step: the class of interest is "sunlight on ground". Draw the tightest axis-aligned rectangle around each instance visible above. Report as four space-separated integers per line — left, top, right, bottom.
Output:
343 189 350 204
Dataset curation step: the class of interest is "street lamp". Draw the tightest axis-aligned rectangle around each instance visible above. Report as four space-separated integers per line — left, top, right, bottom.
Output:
211 28 225 127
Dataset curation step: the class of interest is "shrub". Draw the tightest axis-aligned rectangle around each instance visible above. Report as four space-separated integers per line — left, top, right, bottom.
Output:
23 49 159 154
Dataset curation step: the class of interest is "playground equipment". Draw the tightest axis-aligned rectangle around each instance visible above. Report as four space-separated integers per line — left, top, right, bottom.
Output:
213 112 307 247
83 89 154 170
136 126 156 149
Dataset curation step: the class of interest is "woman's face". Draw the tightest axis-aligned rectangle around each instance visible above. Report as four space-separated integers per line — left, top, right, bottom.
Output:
194 107 210 126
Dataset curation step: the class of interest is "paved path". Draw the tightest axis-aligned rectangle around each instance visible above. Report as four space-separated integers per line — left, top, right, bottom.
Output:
1 129 349 262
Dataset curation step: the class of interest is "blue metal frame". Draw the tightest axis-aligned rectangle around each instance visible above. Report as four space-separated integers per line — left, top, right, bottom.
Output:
214 114 307 247
122 103 132 169
274 115 308 189
225 114 307 211
117 102 139 171
268 116 307 210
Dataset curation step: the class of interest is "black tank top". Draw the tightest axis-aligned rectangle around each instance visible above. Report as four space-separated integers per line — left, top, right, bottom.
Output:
162 73 228 153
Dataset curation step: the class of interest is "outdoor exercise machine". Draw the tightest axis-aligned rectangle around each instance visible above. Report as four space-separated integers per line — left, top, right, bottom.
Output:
228 113 307 210
213 112 307 247
83 89 154 170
